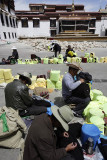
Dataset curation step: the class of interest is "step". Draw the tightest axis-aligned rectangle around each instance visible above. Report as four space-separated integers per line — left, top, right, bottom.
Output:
56 34 99 37
47 36 107 42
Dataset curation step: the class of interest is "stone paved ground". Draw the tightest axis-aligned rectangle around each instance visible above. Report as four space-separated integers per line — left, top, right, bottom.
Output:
0 41 107 160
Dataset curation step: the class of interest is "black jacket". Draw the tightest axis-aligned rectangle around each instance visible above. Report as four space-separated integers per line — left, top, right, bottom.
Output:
5 79 32 110
72 83 90 99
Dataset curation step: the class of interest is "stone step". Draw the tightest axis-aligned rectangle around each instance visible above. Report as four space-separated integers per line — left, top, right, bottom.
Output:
47 36 107 41
56 34 99 37
60 32 93 34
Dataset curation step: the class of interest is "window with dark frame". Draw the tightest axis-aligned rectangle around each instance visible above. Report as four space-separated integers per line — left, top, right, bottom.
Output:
8 32 11 39
16 19 18 27
9 17 13 27
50 19 56 27
12 32 14 38
13 18 15 28
15 33 17 38
5 15 9 27
0 12 5 26
33 19 40 27
3 32 7 39
21 19 28 27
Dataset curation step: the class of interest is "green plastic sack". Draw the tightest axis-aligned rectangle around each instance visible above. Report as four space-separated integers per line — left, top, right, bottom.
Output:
18 59 22 64
76 57 82 63
90 116 105 133
91 89 103 101
33 59 38 64
50 70 60 82
58 54 63 59
85 53 90 58
92 57 99 63
88 57 93 63
47 79 56 89
96 96 107 103
83 101 101 116
43 58 48 64
103 106 107 117
56 81 62 90
25 59 30 64
89 108 104 118
53 58 58 64
58 58 63 64
67 57 71 63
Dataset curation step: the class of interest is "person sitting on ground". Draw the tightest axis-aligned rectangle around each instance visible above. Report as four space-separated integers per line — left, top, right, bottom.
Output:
62 62 90 117
51 43 61 57
4 72 51 117
64 45 76 62
23 105 77 160
11 46 19 61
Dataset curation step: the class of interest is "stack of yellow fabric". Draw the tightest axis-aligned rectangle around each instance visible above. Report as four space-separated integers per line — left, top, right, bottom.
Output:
3 69 14 83
0 69 5 83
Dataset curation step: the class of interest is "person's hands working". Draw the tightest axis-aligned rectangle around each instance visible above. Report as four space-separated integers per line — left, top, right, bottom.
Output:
80 78 85 83
65 142 77 152
63 132 69 138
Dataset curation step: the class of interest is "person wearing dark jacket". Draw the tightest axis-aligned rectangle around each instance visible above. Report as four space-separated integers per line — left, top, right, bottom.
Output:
23 105 77 160
4 72 51 117
64 45 76 62
11 46 19 61
62 62 90 117
51 43 61 57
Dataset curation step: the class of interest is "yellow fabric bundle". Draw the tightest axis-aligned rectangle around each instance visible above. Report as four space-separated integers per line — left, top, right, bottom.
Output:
104 57 107 63
71 57 77 63
14 75 19 79
49 59 54 64
31 76 37 84
29 83 38 90
0 79 5 84
5 77 14 83
0 69 4 79
68 51 74 57
3 69 12 80
100 57 105 63
36 78 46 88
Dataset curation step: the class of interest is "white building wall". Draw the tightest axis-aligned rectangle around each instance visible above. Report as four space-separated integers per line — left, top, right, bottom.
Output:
17 20 51 38
0 5 17 42
95 19 107 36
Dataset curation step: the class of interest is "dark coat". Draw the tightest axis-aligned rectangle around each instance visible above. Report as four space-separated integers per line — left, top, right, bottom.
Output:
23 113 67 160
72 83 90 99
5 79 32 110
53 43 61 53
12 50 19 60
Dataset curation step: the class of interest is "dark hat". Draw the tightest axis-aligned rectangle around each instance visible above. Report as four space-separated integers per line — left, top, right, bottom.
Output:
67 62 83 71
18 72 31 85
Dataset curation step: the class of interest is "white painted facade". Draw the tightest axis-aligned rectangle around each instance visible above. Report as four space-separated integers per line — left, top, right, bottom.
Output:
17 20 59 38
95 19 107 36
0 4 17 43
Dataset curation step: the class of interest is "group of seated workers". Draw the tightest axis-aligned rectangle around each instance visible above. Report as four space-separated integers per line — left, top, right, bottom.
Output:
4 61 91 160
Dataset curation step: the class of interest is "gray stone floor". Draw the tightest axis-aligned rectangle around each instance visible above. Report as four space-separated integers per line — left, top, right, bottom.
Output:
0 41 107 160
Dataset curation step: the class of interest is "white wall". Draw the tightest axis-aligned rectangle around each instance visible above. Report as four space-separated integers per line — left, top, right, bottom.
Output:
0 5 17 42
17 20 50 38
95 19 107 36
